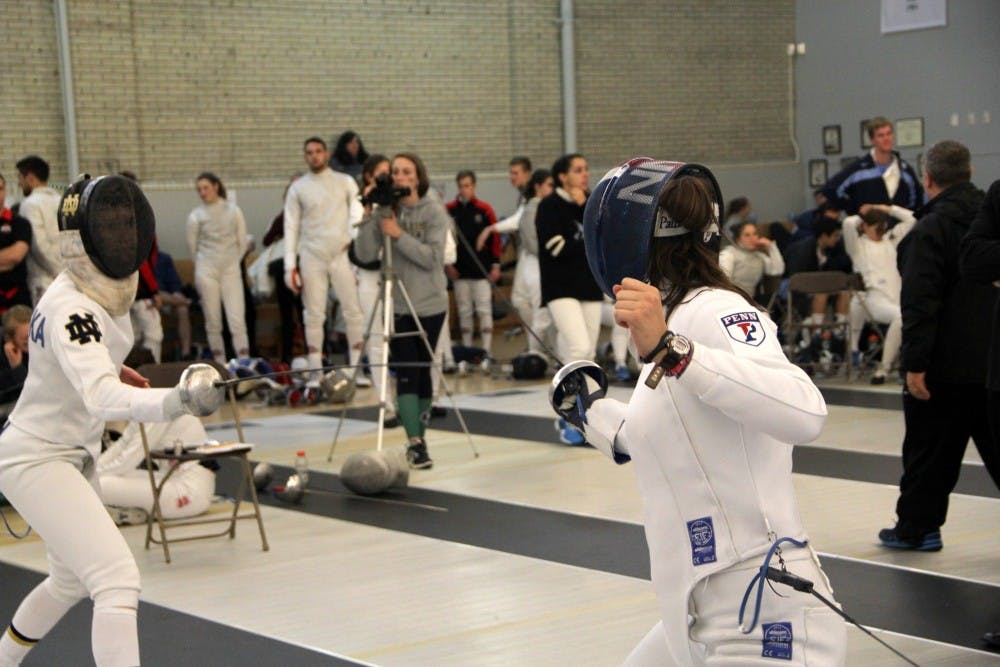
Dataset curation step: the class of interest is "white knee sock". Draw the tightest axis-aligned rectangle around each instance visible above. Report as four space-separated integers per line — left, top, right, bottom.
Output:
92 606 139 667
0 579 79 666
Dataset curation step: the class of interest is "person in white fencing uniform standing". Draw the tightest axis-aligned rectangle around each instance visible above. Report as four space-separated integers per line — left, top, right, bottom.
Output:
553 159 845 666
284 137 366 387
0 175 224 667
186 172 250 365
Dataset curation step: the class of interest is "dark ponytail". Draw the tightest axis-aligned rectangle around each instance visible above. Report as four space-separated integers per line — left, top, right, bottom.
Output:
648 177 755 315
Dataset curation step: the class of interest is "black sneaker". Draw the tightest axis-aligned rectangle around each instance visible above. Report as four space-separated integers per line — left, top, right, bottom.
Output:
430 405 447 418
383 416 400 428
878 527 942 551
406 440 433 469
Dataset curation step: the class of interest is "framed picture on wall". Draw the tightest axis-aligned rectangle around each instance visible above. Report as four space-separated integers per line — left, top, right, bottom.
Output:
841 156 856 169
808 159 828 187
896 117 924 147
916 152 925 178
860 119 873 149
822 125 841 155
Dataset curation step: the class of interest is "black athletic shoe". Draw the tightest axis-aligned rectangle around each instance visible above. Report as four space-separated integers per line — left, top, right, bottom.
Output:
383 416 400 428
430 405 447 418
983 632 1000 650
406 440 433 469
878 527 942 551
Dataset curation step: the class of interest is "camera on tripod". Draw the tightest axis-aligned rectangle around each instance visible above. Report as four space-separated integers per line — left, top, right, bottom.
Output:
361 173 411 208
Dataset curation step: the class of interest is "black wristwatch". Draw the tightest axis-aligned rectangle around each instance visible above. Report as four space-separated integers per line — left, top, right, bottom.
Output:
643 332 694 388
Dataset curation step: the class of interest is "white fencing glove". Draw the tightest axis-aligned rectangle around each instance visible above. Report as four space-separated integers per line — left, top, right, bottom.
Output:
582 398 630 464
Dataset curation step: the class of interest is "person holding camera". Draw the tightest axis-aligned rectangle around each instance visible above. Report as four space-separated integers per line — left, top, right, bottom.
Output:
354 153 449 469
284 137 366 388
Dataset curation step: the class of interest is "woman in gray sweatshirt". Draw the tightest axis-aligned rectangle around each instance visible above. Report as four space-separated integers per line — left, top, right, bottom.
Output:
355 152 449 469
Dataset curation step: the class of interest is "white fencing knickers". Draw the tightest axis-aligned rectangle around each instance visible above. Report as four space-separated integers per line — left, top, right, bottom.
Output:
848 290 902 375
510 253 553 356
625 547 846 666
357 267 395 416
195 259 248 362
0 429 141 667
453 278 493 352
300 249 363 370
129 298 163 363
547 298 601 362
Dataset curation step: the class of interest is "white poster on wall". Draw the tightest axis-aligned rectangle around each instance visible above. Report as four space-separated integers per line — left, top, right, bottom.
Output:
881 0 947 34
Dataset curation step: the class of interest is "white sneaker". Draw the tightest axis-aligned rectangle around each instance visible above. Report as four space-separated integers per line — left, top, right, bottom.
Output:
457 361 469 376
479 358 492 374
354 373 372 388
108 505 148 526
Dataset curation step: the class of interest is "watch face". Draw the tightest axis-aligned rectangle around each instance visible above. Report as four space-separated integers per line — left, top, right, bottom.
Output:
672 336 691 356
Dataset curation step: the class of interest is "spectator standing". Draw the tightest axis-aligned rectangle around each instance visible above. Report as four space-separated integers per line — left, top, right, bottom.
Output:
15 156 62 302
329 130 369 181
284 137 365 387
823 116 923 215
960 179 1000 649
154 250 193 361
0 174 32 315
262 175 305 364
961 178 1000 441
536 154 602 445
186 172 250 364
880 140 1000 551
446 170 500 371
354 153 449 469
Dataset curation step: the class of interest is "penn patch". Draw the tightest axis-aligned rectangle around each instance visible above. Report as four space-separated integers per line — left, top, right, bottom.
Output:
721 311 765 347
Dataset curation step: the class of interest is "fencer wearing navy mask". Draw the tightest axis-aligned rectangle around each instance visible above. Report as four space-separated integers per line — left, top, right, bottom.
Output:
0 175 224 667
550 159 846 665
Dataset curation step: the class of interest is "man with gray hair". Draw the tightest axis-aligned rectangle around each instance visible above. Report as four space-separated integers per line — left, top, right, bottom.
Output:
879 140 1000 551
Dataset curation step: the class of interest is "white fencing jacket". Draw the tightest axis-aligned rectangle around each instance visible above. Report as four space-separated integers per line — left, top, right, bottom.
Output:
283 168 362 267
3 273 174 463
592 287 827 666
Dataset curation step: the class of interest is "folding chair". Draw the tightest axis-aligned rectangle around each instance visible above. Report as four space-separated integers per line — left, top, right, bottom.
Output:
784 271 853 381
134 361 268 563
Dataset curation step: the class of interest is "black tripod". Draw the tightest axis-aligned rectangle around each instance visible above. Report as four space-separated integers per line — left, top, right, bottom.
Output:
327 225 478 461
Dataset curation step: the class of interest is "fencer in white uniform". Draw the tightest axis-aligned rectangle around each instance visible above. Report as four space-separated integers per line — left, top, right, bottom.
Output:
0 175 223 667
284 137 365 385
98 415 215 521
186 172 250 364
562 160 846 666
842 205 915 382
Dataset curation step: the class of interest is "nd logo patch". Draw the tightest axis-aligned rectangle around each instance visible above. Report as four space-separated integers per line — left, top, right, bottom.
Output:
721 311 765 347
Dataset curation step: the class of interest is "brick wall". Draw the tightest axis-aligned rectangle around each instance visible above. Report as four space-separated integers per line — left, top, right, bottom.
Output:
1 1 792 191
574 0 795 166
2 2 66 185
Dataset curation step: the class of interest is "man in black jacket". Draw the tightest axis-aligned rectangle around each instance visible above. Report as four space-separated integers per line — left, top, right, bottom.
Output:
879 140 1000 551
959 177 1000 648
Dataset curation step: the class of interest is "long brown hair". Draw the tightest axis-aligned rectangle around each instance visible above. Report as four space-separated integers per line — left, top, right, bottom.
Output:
648 176 755 316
